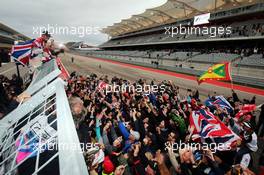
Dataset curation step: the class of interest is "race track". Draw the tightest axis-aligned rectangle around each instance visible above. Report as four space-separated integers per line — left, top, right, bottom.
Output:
61 53 264 105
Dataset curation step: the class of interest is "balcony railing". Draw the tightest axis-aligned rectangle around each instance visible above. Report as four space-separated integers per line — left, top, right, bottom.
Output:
0 59 89 175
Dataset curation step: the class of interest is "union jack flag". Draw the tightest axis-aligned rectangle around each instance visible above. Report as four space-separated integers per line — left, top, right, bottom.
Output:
11 39 35 66
205 96 233 113
189 108 240 150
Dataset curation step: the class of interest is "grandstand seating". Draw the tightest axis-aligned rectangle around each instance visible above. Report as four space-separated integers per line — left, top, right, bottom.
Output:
237 54 264 67
84 49 264 69
101 19 264 47
188 53 240 63
163 52 200 60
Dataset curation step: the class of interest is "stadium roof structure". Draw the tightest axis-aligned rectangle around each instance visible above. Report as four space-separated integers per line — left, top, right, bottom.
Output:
0 23 30 40
101 0 261 37
0 22 30 48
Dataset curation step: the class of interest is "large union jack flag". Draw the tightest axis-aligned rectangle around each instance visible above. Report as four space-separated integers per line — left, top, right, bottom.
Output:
190 108 240 150
11 39 35 66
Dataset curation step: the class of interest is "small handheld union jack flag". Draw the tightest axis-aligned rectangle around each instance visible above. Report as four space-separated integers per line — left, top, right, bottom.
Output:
11 39 35 66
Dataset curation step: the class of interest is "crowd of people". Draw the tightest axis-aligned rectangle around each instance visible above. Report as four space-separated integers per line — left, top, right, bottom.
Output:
0 49 10 67
0 74 23 119
1 30 264 174
134 46 264 61
234 22 264 37
66 72 264 175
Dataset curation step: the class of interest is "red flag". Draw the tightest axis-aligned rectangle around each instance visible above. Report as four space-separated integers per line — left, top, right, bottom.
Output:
235 104 256 122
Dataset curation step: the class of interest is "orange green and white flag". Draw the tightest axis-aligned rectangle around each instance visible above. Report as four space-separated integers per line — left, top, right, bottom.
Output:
198 62 232 84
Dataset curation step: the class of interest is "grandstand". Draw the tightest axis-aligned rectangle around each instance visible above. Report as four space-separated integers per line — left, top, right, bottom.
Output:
0 23 29 63
72 0 264 88
99 1 264 47
0 22 29 47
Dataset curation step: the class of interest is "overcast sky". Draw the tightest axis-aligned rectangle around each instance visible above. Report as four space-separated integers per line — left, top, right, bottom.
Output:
0 0 167 46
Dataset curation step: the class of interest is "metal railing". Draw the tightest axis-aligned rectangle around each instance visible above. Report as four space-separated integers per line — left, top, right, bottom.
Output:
0 60 88 175
25 59 61 96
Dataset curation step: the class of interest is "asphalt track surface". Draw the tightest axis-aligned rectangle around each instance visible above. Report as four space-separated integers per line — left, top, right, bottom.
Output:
61 53 264 105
